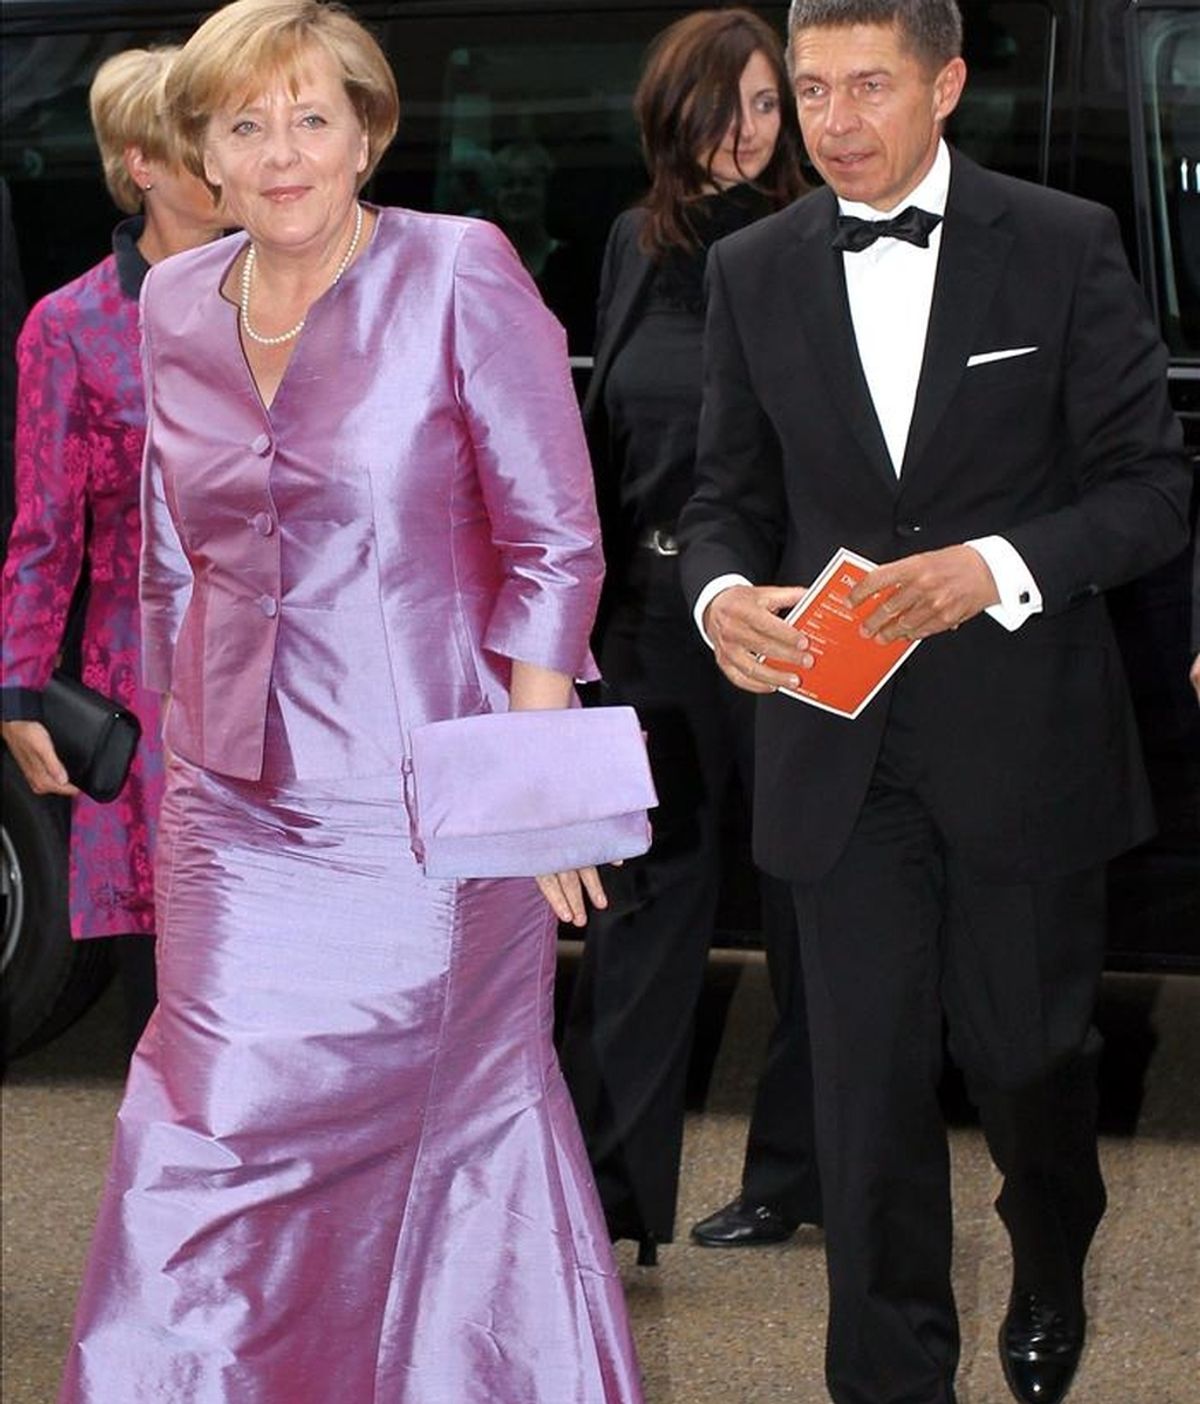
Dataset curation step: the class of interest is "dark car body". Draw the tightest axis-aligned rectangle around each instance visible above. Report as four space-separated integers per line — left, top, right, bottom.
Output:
1 0 1197 1053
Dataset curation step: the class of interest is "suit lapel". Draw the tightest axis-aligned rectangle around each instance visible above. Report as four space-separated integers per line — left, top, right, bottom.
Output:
901 154 1013 479
787 192 897 491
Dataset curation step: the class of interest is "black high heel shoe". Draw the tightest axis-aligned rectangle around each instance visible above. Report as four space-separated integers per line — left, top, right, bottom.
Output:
607 1217 660 1267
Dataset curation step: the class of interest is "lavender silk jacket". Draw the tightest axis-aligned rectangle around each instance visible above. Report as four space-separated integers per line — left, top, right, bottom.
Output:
139 208 603 782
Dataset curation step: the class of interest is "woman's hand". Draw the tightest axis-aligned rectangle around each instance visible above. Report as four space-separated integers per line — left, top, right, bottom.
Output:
1 719 79 796
509 660 615 924
508 662 620 926
536 865 610 927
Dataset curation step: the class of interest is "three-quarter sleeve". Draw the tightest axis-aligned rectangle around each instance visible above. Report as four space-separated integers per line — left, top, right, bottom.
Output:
451 221 603 681
138 275 193 694
0 296 87 720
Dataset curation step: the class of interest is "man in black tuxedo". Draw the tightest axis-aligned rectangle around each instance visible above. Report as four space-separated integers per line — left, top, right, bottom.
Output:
678 2 1192 1402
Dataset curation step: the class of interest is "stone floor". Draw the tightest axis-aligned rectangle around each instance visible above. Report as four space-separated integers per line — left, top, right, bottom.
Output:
3 951 1198 1403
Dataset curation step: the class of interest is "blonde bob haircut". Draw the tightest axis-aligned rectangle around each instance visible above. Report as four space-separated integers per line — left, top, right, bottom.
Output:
165 0 399 194
89 47 183 214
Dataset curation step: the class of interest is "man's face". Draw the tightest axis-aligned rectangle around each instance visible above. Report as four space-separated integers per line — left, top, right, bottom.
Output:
790 21 965 210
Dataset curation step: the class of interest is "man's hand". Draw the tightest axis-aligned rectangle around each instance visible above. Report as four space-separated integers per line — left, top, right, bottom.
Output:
1 719 79 796
704 584 813 694
1190 652 1200 706
851 545 1000 644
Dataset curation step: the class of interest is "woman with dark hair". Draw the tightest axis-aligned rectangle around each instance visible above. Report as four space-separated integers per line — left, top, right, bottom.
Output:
559 7 821 1265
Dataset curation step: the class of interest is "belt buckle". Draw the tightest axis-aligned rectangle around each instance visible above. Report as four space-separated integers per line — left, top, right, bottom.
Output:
647 528 680 557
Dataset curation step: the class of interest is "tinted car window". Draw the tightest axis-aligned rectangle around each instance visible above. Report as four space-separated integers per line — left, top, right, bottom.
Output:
949 0 1055 182
0 6 719 354
1133 5 1200 359
2 2 1065 355
2 31 191 296
370 14 664 354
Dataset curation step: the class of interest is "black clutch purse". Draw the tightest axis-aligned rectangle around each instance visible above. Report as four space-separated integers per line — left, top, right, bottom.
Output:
42 671 142 803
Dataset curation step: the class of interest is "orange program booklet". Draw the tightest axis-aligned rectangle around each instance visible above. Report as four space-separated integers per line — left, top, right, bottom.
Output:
762 547 919 719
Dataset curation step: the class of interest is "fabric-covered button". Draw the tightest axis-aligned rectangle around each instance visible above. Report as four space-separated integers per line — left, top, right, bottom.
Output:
250 512 274 536
258 594 278 618
251 433 272 456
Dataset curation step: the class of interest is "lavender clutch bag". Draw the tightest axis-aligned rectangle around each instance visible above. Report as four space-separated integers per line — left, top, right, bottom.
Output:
407 706 657 879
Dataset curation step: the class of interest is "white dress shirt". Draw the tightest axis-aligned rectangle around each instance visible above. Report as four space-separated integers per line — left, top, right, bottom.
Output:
694 139 1042 640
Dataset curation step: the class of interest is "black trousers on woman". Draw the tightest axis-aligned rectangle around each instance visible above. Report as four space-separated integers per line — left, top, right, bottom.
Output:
558 549 821 1244
112 934 157 1055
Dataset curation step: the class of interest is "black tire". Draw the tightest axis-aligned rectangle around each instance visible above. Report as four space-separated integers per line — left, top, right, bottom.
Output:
1 749 113 1060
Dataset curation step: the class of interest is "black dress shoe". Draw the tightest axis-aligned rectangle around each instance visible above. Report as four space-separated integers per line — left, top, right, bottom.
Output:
690 1196 799 1247
999 1289 1085 1404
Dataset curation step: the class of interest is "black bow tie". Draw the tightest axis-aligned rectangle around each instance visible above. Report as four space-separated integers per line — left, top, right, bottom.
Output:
831 205 942 252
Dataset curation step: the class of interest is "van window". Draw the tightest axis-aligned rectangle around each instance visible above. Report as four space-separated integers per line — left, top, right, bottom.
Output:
2 32 193 297
0 3 1066 354
1 8 687 355
366 7 691 357
1133 5 1200 359
421 35 650 355
412 3 1061 353
948 1 1055 184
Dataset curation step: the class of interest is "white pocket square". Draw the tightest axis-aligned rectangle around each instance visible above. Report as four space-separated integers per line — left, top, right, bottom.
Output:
966 346 1038 367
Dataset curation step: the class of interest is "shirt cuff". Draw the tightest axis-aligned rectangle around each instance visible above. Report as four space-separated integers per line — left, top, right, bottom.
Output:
0 686 46 722
693 574 753 647
966 536 1043 632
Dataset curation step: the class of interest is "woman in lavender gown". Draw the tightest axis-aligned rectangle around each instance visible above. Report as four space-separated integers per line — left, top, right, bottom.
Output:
57 1 642 1399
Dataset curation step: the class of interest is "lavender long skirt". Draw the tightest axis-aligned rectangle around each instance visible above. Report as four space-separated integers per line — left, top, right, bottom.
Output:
59 759 643 1403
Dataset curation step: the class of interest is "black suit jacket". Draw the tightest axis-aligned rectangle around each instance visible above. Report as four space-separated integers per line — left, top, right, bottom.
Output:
580 208 655 607
679 150 1192 884
583 208 655 434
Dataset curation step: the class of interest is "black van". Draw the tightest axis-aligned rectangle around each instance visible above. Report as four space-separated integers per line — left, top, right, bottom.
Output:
2 0 1197 1054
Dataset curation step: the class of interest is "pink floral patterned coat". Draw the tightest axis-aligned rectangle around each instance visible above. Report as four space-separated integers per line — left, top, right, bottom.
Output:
1 221 163 939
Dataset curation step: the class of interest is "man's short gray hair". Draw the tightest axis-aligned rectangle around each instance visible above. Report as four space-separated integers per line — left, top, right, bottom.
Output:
787 0 963 71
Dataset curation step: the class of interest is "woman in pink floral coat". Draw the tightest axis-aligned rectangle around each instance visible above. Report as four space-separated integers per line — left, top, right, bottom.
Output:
1 47 225 1043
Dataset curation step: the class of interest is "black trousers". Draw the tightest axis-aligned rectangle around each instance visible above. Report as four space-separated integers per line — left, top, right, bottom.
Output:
559 552 820 1242
112 934 158 1055
793 697 1107 1404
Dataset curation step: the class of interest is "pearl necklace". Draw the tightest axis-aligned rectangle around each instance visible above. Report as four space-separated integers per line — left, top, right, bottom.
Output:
239 202 364 347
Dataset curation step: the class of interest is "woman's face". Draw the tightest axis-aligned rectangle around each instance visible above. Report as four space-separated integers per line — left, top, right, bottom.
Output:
701 48 782 188
202 42 368 255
